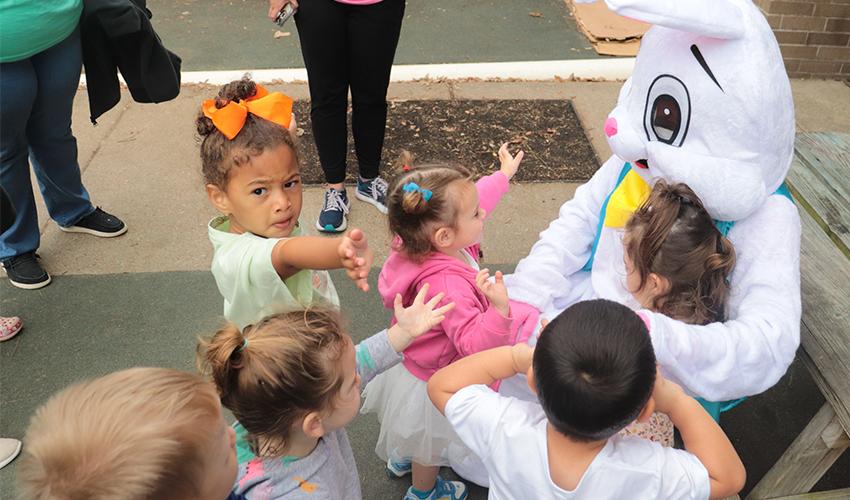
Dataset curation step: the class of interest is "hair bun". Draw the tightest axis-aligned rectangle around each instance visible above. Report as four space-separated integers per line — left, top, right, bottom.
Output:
195 113 217 137
401 189 429 215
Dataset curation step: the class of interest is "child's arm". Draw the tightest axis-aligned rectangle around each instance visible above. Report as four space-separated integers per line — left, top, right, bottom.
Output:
356 284 455 385
653 373 746 499
473 142 521 220
271 228 373 291
428 344 532 414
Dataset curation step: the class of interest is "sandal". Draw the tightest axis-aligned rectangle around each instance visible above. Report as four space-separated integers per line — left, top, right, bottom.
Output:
0 316 23 342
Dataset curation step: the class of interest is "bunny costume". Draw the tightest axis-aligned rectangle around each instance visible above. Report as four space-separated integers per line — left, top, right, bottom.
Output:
505 0 800 404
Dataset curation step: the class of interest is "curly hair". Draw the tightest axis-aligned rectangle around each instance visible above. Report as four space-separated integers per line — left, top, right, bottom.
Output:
195 75 299 188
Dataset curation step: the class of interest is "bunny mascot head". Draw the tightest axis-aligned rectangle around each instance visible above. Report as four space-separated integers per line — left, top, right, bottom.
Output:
603 0 795 221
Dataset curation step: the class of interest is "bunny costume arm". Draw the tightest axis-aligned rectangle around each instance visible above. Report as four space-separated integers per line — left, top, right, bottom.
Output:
504 155 626 313
647 195 801 401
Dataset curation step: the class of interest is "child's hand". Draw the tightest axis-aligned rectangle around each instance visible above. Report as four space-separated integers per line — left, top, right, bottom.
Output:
389 283 456 352
498 143 524 180
338 229 373 292
476 269 510 317
510 344 534 374
651 367 688 415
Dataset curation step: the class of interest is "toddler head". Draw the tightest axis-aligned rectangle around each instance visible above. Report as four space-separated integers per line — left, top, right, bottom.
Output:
197 76 301 238
18 368 237 500
532 299 656 442
387 159 483 259
624 181 736 324
197 308 361 457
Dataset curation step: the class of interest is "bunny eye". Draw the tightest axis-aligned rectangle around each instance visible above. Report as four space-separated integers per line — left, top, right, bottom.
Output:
651 95 681 142
644 75 691 147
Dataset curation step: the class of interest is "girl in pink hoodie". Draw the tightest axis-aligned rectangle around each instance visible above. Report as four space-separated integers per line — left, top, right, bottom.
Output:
361 145 539 500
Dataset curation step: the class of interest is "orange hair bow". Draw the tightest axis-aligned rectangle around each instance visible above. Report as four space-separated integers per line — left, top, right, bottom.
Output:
202 84 293 140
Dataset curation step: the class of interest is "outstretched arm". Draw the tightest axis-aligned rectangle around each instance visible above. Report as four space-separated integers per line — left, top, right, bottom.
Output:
272 228 373 291
429 344 532 414
647 196 801 400
504 156 625 313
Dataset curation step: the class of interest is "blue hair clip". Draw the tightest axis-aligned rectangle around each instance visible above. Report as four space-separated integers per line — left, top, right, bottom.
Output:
402 182 432 202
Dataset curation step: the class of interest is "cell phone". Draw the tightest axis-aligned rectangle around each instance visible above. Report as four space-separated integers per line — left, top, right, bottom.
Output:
274 3 296 26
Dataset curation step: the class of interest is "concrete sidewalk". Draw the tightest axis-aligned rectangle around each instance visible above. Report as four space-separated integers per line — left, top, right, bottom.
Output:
2 79 850 498
24 79 850 278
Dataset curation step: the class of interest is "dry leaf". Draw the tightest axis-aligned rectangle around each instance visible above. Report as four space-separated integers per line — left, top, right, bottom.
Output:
274 30 291 39
529 11 543 18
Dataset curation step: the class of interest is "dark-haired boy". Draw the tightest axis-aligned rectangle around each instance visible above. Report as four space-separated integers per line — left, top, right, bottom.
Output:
428 299 745 499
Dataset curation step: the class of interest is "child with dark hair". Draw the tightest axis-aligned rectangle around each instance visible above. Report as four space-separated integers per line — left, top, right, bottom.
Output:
197 76 373 329
197 286 453 500
620 180 737 443
361 145 540 499
429 299 745 500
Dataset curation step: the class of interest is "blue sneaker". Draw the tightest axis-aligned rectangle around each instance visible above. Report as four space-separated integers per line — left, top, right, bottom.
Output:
355 176 388 214
316 188 350 233
386 456 412 478
403 476 467 500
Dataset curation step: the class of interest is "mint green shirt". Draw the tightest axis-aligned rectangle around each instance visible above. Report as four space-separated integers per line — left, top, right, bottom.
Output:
0 0 82 63
208 216 340 329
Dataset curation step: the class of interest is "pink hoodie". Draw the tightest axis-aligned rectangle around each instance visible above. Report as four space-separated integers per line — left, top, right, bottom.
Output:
378 172 540 382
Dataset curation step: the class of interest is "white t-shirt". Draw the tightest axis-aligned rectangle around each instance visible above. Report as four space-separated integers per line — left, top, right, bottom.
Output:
445 385 711 500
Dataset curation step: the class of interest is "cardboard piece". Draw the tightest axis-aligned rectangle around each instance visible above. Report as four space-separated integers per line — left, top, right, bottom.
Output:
566 0 649 56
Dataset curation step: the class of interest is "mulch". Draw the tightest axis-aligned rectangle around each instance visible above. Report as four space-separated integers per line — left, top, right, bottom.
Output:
291 99 599 184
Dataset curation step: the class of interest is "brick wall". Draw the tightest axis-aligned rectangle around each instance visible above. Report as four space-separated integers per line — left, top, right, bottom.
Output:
755 0 850 79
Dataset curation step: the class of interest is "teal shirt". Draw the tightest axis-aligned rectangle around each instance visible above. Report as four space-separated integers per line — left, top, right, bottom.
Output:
0 0 82 63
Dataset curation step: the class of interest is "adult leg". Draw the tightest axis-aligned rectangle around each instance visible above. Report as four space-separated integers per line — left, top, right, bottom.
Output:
295 0 350 185
347 0 405 179
0 56 40 261
26 27 94 228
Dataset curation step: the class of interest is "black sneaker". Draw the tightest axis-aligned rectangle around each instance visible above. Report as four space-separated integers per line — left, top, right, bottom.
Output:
356 176 388 214
2 252 51 289
59 207 127 237
316 188 350 233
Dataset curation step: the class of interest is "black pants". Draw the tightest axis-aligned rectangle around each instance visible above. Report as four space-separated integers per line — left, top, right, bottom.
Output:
295 0 405 184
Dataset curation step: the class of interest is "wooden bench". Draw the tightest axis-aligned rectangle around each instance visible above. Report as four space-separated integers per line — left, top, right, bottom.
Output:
746 133 850 499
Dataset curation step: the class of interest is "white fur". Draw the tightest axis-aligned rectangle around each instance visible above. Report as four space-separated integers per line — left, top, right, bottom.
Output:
507 0 800 400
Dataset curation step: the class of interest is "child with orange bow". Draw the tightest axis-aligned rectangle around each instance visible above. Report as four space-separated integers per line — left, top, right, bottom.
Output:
197 76 373 328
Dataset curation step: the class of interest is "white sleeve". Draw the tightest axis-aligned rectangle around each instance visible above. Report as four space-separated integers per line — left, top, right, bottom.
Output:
504 156 625 313
443 385 512 460
657 447 711 500
648 196 801 400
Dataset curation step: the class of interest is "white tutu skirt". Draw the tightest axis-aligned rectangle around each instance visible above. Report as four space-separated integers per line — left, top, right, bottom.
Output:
361 364 474 467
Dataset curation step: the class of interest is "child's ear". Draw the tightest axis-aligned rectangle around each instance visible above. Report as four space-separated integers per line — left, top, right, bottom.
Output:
525 367 538 395
302 412 325 439
647 273 671 296
206 183 231 214
432 226 455 250
637 397 656 424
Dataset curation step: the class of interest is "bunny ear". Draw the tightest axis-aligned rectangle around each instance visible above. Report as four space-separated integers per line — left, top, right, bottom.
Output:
601 0 745 39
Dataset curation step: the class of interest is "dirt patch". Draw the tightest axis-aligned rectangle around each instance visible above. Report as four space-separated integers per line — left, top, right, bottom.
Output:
292 99 599 184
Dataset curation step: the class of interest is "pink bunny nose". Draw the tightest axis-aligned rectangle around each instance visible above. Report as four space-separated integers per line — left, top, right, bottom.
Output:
604 117 618 137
